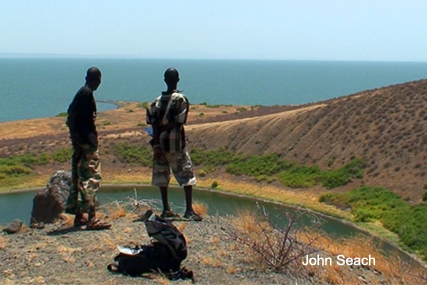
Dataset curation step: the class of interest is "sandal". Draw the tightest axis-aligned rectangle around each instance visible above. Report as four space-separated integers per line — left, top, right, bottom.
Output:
86 218 111 230
161 210 181 219
184 211 203 221
74 216 88 227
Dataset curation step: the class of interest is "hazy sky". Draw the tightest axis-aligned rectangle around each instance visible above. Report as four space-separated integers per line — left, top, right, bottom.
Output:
1 0 426 61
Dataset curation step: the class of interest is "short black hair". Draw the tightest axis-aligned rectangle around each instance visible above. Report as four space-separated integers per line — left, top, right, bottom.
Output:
164 67 179 84
86 67 101 81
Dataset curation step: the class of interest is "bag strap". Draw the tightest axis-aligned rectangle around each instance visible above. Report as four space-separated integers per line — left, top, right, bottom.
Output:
107 263 119 273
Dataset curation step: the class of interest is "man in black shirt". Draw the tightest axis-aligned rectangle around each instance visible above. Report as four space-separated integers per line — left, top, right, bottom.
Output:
65 67 111 230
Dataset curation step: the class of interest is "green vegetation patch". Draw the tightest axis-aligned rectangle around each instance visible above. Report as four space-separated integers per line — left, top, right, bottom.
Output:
279 158 365 188
191 148 241 167
226 153 294 176
137 102 150 109
55 112 68 117
0 148 73 178
112 144 152 166
52 148 73 163
191 149 364 189
319 186 427 260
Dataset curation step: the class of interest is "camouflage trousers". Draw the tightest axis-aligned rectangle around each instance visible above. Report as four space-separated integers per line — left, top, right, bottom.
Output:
65 142 101 215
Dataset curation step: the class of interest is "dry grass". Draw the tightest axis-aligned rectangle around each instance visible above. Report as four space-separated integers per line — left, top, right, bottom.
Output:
233 209 270 236
225 265 241 274
59 214 74 227
322 264 348 285
175 222 186 232
0 236 7 250
192 200 209 216
200 257 222 268
105 201 128 220
299 231 427 284
57 245 82 254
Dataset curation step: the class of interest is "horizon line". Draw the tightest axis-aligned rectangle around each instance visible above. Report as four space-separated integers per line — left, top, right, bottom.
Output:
0 52 426 63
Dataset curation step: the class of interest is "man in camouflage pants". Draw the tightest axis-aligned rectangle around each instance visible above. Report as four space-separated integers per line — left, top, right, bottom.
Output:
65 67 111 230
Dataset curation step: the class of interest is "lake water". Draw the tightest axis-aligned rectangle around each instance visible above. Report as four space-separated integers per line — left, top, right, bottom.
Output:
0 185 408 260
1 58 427 122
0 185 374 239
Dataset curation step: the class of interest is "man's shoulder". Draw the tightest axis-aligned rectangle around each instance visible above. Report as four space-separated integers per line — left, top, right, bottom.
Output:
75 85 93 97
151 95 162 104
171 92 188 102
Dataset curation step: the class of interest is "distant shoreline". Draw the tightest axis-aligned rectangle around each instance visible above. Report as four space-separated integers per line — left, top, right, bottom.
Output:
97 100 120 110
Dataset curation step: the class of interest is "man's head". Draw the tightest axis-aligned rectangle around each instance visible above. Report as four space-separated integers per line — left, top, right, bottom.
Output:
86 67 102 91
164 67 179 86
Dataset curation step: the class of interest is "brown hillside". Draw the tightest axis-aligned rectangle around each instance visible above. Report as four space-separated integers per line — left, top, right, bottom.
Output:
187 79 427 201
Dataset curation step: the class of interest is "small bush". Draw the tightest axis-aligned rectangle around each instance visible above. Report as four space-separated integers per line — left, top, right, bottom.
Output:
236 107 247 113
137 102 150 109
55 112 67 117
211 181 219 188
255 175 277 183
198 169 207 177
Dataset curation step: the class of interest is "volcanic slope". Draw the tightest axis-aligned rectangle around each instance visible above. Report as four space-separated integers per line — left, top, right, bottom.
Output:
186 79 427 201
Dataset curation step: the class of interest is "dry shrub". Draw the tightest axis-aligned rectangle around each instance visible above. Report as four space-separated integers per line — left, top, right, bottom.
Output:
90 232 117 250
323 264 345 284
175 222 186 232
147 271 170 285
57 245 82 254
27 241 47 253
209 236 221 244
0 236 7 250
96 211 106 220
62 256 76 264
193 200 208 216
216 248 228 257
201 257 214 266
224 206 320 271
105 201 128 220
226 265 241 274
200 256 222 268
59 214 74 226
57 245 81 264
25 253 38 263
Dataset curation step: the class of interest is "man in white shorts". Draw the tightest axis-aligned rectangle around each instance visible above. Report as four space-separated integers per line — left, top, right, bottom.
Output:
146 68 202 221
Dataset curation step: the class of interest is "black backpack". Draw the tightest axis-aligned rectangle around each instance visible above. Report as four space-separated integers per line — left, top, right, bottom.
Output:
107 210 192 280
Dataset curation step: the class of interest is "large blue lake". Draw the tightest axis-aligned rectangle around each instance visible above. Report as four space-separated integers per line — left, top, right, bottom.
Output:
1 58 427 122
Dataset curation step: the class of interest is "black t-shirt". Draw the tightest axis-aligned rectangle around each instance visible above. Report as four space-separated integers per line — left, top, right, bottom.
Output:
67 85 97 143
